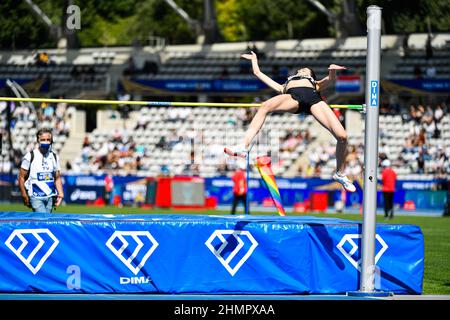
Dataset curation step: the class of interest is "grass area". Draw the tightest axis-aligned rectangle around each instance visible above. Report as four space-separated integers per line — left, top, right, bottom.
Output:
1 203 449 295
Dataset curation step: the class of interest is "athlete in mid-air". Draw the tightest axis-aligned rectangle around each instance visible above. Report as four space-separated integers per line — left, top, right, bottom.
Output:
225 51 356 192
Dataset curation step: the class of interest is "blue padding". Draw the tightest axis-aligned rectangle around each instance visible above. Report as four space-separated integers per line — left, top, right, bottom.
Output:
0 212 424 294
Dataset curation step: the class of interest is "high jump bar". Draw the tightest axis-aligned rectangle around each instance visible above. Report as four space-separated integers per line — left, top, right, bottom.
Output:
0 97 364 110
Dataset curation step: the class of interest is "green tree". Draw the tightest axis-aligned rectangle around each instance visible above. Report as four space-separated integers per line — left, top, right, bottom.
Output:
128 0 203 45
228 0 333 41
76 0 146 46
355 0 450 34
0 0 61 49
1 0 449 49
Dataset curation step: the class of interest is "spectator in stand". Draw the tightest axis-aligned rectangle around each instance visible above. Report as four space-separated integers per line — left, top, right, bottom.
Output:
182 151 200 176
231 163 248 215
242 108 254 127
416 149 426 174
71 65 81 80
216 162 229 176
55 97 67 121
156 136 169 150
402 105 414 124
123 57 136 77
135 115 148 130
434 104 444 123
414 105 425 124
82 136 90 148
280 130 299 152
142 60 159 75
414 128 426 147
423 105 434 123
426 33 433 60
380 102 390 115
104 171 114 205
251 43 265 59
378 142 390 161
35 52 49 66
42 103 55 121
167 129 182 149
160 164 170 176
381 159 397 220
402 137 415 154
401 33 410 59
135 156 143 172
436 146 449 175
413 65 422 79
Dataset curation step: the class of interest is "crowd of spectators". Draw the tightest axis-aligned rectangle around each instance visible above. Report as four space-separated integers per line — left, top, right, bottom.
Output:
2 95 448 180
396 103 448 175
71 127 144 174
303 101 449 179
0 98 73 173
280 129 311 153
64 98 449 178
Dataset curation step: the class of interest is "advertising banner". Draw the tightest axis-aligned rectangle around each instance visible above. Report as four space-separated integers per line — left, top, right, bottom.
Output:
0 174 446 210
335 75 363 93
0 212 423 294
120 78 273 94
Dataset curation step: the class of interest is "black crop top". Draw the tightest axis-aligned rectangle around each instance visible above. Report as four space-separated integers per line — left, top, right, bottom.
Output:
282 75 317 93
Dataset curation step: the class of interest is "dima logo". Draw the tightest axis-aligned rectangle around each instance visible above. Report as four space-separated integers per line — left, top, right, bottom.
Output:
119 276 152 284
205 230 258 276
336 234 388 270
5 229 59 274
106 231 159 277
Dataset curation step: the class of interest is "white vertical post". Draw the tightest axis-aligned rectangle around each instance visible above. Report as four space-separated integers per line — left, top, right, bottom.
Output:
360 5 382 292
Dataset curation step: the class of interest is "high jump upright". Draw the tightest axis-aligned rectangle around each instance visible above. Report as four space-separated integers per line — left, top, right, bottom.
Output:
358 5 384 296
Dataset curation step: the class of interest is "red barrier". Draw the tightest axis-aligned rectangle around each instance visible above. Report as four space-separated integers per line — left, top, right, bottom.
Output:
311 192 328 212
154 176 208 209
155 177 172 207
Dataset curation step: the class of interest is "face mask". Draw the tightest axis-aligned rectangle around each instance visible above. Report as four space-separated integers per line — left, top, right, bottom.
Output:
39 141 51 151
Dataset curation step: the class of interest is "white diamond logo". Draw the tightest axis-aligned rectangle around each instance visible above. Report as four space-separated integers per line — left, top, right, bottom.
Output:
205 230 258 276
336 234 388 270
106 231 159 275
5 228 59 275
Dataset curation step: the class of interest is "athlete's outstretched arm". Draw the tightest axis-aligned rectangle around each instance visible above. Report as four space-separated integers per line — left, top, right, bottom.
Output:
316 64 346 91
241 51 284 93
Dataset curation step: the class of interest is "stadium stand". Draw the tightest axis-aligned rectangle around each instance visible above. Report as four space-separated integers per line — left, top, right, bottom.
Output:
0 99 74 172
0 34 449 179
69 106 315 178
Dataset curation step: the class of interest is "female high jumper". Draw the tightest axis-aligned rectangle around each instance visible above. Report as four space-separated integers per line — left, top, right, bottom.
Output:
224 51 356 192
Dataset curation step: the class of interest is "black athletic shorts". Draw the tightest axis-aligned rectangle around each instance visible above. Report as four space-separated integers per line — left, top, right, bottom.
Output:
286 86 323 114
